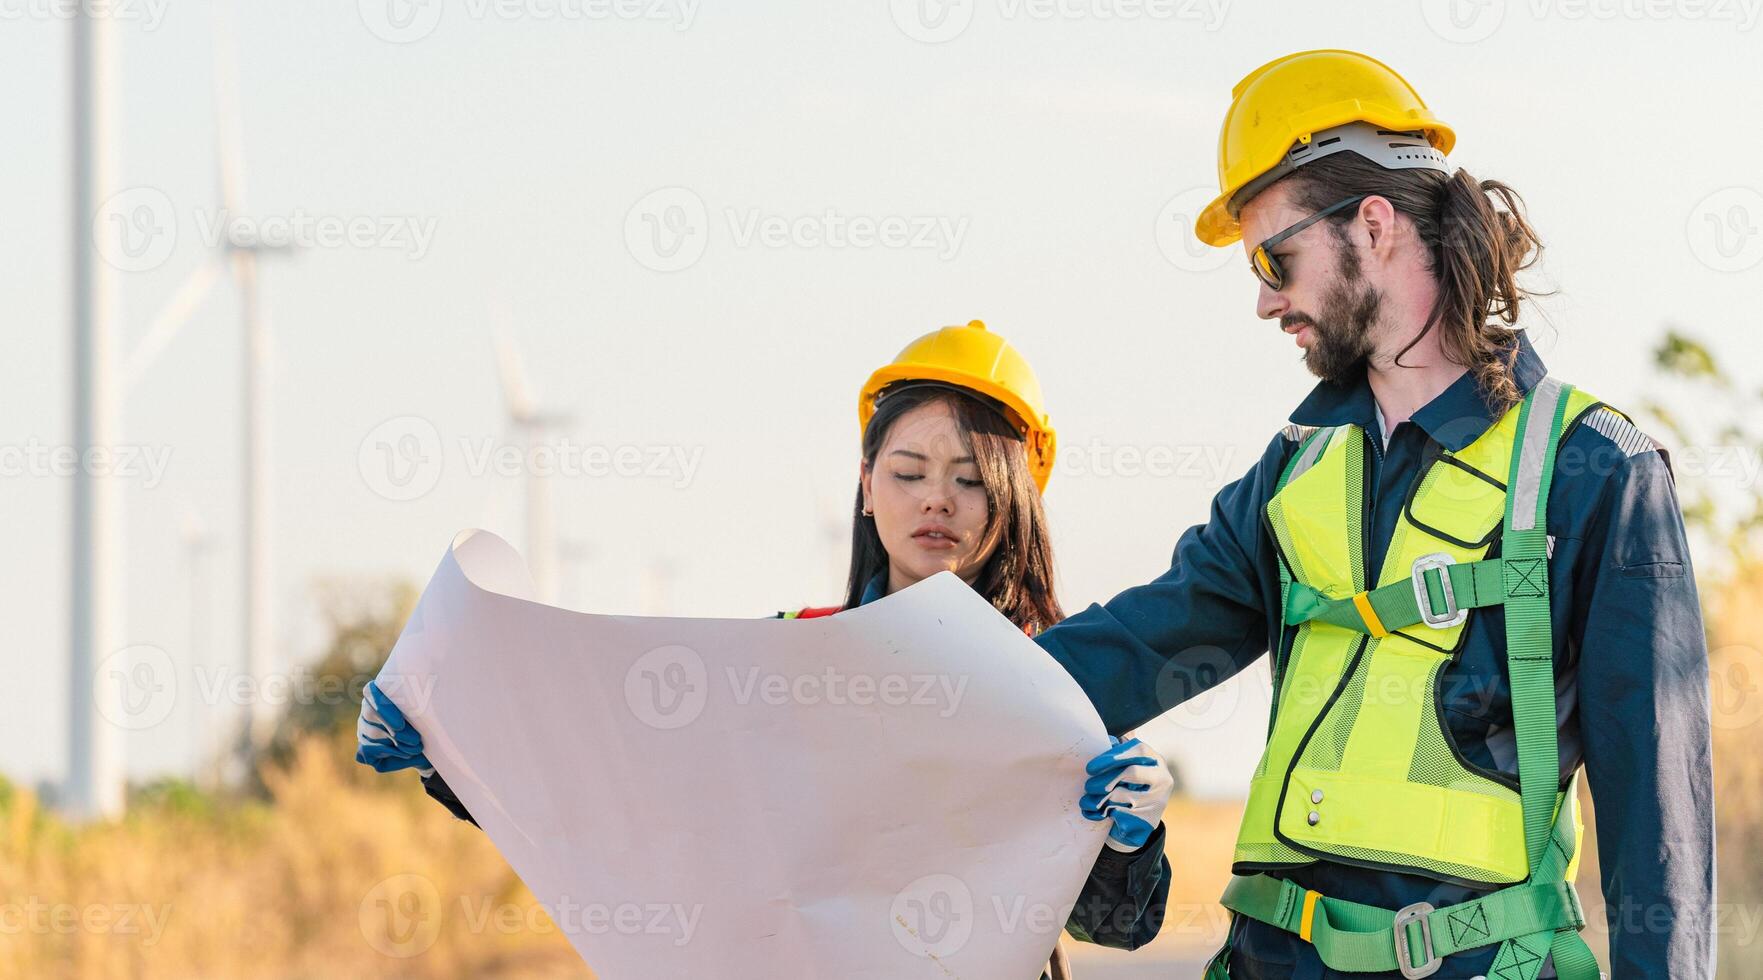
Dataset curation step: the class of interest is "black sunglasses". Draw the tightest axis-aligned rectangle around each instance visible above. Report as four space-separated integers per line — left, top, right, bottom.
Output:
1248 194 1368 291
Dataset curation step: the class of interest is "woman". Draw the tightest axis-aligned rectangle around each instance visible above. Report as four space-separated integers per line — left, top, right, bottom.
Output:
357 320 1173 978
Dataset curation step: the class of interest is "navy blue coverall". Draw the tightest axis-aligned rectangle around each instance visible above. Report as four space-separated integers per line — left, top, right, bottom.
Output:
1035 332 1715 978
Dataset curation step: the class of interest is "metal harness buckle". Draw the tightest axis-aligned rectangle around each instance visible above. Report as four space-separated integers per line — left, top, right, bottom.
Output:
1393 901 1442 978
1410 553 1467 629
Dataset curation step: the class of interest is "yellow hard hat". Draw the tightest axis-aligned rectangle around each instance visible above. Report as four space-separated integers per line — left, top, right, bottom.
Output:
1195 49 1456 247
859 320 1057 493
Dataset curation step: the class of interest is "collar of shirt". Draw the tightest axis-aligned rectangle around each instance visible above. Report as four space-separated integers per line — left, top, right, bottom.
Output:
1286 329 1549 453
857 571 888 607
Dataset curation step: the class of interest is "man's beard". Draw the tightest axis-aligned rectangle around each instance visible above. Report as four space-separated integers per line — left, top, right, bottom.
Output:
1284 247 1381 383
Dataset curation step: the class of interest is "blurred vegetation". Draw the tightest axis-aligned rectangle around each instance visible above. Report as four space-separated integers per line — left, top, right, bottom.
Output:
0 575 594 979
2 331 1759 976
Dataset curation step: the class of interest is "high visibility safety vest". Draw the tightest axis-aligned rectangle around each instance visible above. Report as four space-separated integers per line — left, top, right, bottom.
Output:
1210 378 1615 980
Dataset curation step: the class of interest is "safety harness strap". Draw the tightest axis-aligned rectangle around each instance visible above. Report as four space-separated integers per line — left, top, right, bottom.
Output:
1486 380 1600 980
1282 558 1507 635
1219 791 1586 977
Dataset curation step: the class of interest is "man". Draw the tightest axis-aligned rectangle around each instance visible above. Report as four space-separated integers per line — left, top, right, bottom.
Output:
1035 50 1713 978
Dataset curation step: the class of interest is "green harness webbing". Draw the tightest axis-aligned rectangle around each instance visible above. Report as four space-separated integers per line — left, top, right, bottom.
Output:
1281 556 1507 636
1218 793 1585 975
1217 380 1602 980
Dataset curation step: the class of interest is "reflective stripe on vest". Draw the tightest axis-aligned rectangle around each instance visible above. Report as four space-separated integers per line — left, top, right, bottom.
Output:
1232 379 1602 887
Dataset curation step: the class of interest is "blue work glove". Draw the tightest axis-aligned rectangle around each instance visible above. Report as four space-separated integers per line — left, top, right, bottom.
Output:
355 679 433 776
1081 735 1174 852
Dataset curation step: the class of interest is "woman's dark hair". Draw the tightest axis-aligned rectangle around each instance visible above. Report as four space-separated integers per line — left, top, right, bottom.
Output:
1282 152 1547 414
844 384 1064 632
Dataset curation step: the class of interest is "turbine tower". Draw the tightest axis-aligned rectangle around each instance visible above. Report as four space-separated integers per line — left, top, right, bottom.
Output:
493 327 574 603
213 3 293 751
66 6 123 821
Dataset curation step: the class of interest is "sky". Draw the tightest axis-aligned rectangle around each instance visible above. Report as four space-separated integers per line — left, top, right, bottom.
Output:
4 0 1762 799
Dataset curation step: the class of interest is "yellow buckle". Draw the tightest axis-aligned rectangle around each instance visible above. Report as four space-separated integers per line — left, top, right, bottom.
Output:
1350 591 1389 637
1298 889 1322 943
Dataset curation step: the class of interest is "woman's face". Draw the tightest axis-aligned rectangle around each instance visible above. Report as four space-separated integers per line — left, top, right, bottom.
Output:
860 398 1002 595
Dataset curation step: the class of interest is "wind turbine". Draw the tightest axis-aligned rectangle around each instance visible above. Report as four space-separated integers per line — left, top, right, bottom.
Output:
493 325 574 604
66 3 294 818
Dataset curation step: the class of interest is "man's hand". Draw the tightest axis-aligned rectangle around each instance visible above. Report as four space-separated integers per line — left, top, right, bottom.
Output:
355 680 433 776
1081 735 1174 852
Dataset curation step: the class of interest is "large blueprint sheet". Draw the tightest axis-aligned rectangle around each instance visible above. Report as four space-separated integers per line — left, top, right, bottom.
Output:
375 529 1111 978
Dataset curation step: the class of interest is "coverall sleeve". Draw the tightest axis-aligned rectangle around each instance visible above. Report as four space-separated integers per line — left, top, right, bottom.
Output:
1036 433 1288 734
1569 445 1715 978
1063 822 1171 950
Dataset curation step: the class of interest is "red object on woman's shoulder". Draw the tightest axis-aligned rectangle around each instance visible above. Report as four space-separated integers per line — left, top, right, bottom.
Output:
790 605 843 619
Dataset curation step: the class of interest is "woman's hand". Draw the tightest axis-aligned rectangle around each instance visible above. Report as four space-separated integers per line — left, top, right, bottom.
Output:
1080 735 1174 852
355 679 433 776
